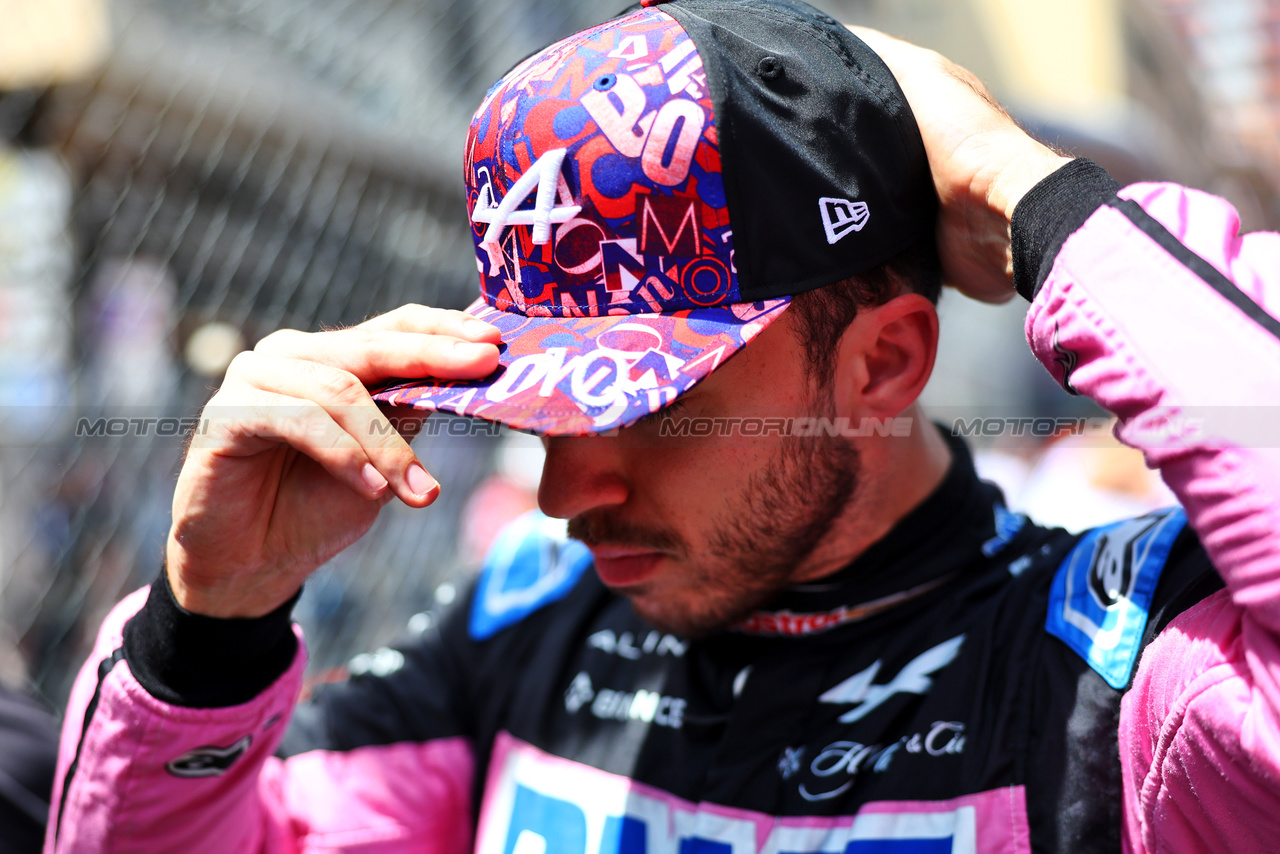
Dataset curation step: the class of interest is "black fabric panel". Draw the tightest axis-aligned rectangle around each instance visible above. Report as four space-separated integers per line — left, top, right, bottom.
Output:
1000 533 1126 854
1010 158 1119 301
277 593 477 757
122 571 299 708
1138 525 1224 657
1048 669 1124 854
663 0 936 299
1105 198 1280 342
0 685 58 854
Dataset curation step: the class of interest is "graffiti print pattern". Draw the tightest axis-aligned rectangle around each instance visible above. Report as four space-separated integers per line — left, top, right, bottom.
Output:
464 8 740 317
375 297 788 434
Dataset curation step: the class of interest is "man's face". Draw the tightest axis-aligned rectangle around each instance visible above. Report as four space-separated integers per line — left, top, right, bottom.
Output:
539 312 860 638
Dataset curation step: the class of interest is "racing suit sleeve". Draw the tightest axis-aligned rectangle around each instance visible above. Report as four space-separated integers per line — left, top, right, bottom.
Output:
1013 159 1280 853
43 572 476 853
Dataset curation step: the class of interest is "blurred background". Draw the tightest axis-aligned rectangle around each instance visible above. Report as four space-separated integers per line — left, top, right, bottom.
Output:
0 0 1277 712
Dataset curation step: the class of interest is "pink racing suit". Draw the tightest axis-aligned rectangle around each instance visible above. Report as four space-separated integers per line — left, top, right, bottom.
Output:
1021 173 1280 851
43 162 1280 853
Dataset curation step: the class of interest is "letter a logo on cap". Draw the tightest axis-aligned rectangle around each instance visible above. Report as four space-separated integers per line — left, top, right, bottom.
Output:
473 148 583 271
819 197 870 245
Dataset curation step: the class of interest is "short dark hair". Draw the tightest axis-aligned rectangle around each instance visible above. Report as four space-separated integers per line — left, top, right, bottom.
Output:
787 234 942 382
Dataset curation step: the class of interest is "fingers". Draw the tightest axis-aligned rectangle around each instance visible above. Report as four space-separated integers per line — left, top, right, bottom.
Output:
361 304 502 341
941 64 1010 119
849 26 1012 143
382 405 430 443
847 25 1071 298
847 27 949 92
210 351 443 507
199 304 503 507
255 306 501 384
846 25 910 62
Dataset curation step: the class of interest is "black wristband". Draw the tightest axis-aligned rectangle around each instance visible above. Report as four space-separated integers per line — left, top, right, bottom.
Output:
122 571 301 708
1010 158 1120 302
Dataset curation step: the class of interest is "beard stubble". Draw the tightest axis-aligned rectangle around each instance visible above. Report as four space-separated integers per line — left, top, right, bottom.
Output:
568 405 859 638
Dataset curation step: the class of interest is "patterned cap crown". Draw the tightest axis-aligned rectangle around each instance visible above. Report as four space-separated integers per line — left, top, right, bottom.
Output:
465 7 738 319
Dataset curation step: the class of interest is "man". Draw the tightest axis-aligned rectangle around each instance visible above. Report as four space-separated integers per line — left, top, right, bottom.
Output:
45 1 1280 852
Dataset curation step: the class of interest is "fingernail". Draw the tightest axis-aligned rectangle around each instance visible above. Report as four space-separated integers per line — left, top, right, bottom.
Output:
407 463 438 497
362 463 388 493
464 318 496 337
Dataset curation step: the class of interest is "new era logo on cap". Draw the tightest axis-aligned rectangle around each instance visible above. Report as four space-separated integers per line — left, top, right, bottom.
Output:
819 197 870 245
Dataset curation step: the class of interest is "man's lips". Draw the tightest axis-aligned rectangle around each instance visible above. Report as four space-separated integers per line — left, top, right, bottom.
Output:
587 544 666 587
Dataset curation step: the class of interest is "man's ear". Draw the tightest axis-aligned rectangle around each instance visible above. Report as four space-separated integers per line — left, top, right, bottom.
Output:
830 293 939 418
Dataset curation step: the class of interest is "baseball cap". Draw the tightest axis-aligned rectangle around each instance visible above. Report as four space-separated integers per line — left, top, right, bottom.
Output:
372 0 936 435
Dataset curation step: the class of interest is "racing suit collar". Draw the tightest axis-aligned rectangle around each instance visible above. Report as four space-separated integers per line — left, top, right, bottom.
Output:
735 434 1006 637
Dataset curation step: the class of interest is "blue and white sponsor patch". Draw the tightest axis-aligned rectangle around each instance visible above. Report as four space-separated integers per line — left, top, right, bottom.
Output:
1046 507 1186 688
471 510 593 641
478 733 1030 854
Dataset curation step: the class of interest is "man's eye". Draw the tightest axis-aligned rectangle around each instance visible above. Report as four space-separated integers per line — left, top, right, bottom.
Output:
633 399 688 429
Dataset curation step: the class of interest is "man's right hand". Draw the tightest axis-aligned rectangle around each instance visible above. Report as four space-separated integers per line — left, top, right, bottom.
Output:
166 305 501 618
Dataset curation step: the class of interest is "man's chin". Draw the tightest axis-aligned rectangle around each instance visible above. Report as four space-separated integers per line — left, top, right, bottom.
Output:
620 585 758 640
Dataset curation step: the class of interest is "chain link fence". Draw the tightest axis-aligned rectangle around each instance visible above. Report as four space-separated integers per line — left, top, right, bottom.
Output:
0 0 668 706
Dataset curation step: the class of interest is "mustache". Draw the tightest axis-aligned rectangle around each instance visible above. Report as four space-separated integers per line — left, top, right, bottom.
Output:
567 513 685 553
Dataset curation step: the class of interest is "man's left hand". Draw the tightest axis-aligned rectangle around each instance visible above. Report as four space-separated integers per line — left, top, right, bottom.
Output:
850 27 1072 303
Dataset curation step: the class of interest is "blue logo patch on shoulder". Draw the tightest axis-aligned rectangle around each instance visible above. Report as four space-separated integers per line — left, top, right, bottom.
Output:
470 511 593 641
983 502 1027 558
1046 507 1186 688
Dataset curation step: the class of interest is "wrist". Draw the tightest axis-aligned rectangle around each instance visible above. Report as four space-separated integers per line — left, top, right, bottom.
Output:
124 569 301 707
1009 158 1121 301
990 145 1073 223
166 535 302 619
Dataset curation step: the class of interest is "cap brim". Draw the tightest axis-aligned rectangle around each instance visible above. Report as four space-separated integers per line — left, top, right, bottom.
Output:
371 296 790 435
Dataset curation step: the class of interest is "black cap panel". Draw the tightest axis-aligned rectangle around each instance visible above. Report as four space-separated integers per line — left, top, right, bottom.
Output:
661 0 938 300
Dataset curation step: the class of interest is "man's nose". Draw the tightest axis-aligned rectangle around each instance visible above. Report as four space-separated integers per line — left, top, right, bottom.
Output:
538 435 630 520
